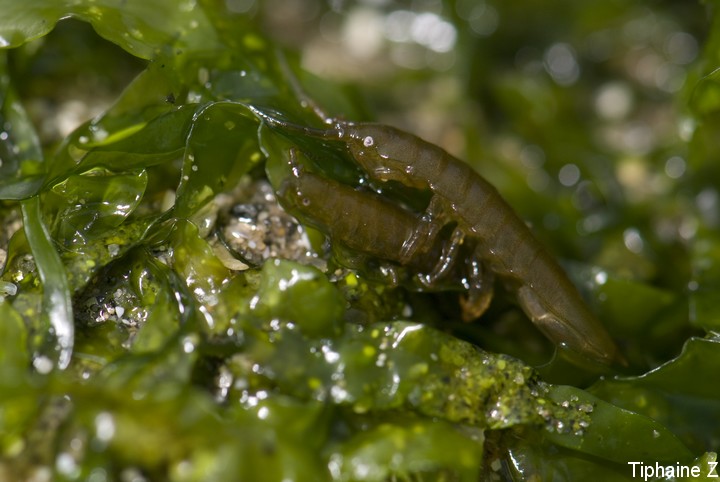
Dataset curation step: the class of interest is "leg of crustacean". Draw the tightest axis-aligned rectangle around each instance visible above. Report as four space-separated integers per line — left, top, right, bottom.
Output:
399 195 447 263
333 243 402 287
459 256 494 322
416 226 465 287
377 262 401 287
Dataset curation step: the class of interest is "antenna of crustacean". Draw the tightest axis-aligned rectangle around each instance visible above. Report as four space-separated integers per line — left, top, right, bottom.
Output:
249 50 360 144
247 104 341 140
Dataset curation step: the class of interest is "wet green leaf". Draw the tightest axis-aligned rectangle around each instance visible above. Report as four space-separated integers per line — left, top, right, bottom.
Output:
20 196 74 370
44 104 198 188
250 259 345 338
0 0 220 58
0 52 44 199
689 227 720 331
545 385 693 464
174 102 261 217
329 418 484 482
590 337 720 453
0 301 29 374
50 169 148 244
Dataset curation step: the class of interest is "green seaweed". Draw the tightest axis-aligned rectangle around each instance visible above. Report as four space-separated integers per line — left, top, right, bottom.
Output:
1 0 719 480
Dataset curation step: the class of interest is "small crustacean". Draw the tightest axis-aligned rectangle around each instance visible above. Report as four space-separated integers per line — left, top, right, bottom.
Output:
274 147 494 316
251 62 624 368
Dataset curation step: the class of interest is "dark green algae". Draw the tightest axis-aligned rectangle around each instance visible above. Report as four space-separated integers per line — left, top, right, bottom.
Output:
0 253 701 480
0 254 695 480
1 0 720 480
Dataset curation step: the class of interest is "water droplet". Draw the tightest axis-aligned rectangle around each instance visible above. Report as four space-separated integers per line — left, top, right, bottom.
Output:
321 344 341 363
257 406 269 420
107 244 120 257
182 336 196 353
33 355 54 374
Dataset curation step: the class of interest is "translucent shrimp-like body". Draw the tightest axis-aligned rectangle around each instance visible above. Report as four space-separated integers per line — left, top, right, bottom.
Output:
276 149 494 315
250 56 624 367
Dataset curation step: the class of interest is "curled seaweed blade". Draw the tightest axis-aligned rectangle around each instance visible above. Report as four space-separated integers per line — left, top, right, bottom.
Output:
21 196 74 371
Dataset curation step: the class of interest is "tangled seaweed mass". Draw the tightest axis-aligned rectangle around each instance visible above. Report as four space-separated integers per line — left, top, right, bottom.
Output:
1 1 720 480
